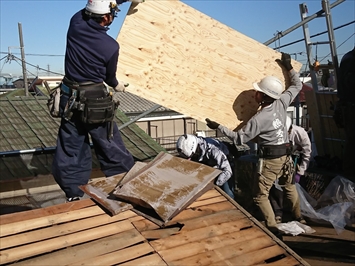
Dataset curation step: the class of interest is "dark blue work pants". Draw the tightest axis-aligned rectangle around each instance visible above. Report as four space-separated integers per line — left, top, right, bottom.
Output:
52 94 134 198
221 179 235 200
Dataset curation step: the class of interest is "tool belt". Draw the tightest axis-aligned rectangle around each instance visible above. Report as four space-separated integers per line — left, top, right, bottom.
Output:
258 142 292 159
62 76 105 93
62 77 115 124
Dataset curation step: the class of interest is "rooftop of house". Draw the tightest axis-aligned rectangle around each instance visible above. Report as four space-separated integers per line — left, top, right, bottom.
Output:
116 91 175 115
0 96 166 181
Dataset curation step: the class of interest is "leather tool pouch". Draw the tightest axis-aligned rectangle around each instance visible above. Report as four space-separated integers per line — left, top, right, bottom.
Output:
80 96 115 124
47 84 61 117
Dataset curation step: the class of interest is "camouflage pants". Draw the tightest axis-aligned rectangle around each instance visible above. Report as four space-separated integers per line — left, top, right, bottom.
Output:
252 155 301 231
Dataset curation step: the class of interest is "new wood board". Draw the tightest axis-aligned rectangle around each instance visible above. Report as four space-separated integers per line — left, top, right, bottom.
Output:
116 0 302 129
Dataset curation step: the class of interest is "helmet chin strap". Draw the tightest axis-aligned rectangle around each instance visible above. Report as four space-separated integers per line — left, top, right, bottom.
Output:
259 93 274 107
105 2 119 27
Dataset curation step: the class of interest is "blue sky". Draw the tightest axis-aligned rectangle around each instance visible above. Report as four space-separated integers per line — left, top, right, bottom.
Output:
1 0 354 78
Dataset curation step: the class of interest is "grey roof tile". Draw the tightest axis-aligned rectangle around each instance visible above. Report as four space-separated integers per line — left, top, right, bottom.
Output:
0 96 166 180
116 91 170 114
1 157 33 180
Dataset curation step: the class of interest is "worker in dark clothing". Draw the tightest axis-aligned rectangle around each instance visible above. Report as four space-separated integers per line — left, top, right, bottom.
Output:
205 53 305 234
52 0 138 202
176 134 235 199
336 47 355 180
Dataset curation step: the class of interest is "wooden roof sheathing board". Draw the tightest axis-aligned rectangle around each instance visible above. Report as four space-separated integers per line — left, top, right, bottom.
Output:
116 0 302 129
113 152 221 224
0 189 310 265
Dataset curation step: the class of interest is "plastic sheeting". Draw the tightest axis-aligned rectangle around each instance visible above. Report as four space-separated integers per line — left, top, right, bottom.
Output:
297 176 355 234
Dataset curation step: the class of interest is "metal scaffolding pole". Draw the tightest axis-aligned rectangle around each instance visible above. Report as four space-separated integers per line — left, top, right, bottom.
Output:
299 3 319 92
118 104 162 130
322 0 339 87
263 0 345 46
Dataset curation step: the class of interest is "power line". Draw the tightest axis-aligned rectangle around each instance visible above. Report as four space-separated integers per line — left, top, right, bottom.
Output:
7 54 64 76
0 51 64 57
274 20 355 50
318 33 355 63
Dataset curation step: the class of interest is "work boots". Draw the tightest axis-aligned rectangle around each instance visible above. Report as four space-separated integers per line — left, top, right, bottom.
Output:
295 216 307 224
66 197 80 202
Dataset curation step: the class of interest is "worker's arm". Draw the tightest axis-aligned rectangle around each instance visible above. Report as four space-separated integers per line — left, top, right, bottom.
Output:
292 126 312 175
276 53 302 108
279 69 302 108
206 117 260 146
105 48 119 88
210 147 233 186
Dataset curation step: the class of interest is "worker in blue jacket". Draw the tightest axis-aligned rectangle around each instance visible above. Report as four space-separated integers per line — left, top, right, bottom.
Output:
52 0 139 202
176 134 235 199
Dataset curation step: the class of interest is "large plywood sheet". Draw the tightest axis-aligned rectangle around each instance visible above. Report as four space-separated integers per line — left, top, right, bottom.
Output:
116 0 302 129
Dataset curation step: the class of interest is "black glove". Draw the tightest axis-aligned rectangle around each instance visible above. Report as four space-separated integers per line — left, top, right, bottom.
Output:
277 52 293 71
205 118 220 130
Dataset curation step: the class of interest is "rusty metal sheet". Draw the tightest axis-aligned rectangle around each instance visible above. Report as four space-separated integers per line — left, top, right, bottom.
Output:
79 162 147 215
114 152 221 224
119 161 147 185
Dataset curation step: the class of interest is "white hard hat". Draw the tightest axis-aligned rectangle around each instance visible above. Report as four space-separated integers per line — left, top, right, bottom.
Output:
176 134 198 159
253 76 284 100
85 0 118 16
286 116 292 130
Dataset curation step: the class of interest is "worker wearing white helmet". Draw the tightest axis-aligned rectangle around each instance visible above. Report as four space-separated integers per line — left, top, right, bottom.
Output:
52 0 144 202
176 134 235 199
253 75 284 101
205 53 305 235
269 116 311 223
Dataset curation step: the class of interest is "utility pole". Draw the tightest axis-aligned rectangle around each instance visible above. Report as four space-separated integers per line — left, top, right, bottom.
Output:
18 22 28 96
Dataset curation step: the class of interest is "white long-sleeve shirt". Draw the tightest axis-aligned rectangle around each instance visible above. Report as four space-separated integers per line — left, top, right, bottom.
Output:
289 124 312 175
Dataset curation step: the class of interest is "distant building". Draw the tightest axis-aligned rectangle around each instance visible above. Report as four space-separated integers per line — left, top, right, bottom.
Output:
37 76 64 87
13 78 35 89
13 76 63 89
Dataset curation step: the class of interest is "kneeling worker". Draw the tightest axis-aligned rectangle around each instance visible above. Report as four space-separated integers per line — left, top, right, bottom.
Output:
176 134 235 199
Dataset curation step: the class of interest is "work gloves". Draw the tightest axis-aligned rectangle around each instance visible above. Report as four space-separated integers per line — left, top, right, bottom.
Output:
277 52 293 71
117 0 144 4
114 81 129 92
112 92 121 107
205 118 220 130
294 173 301 183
